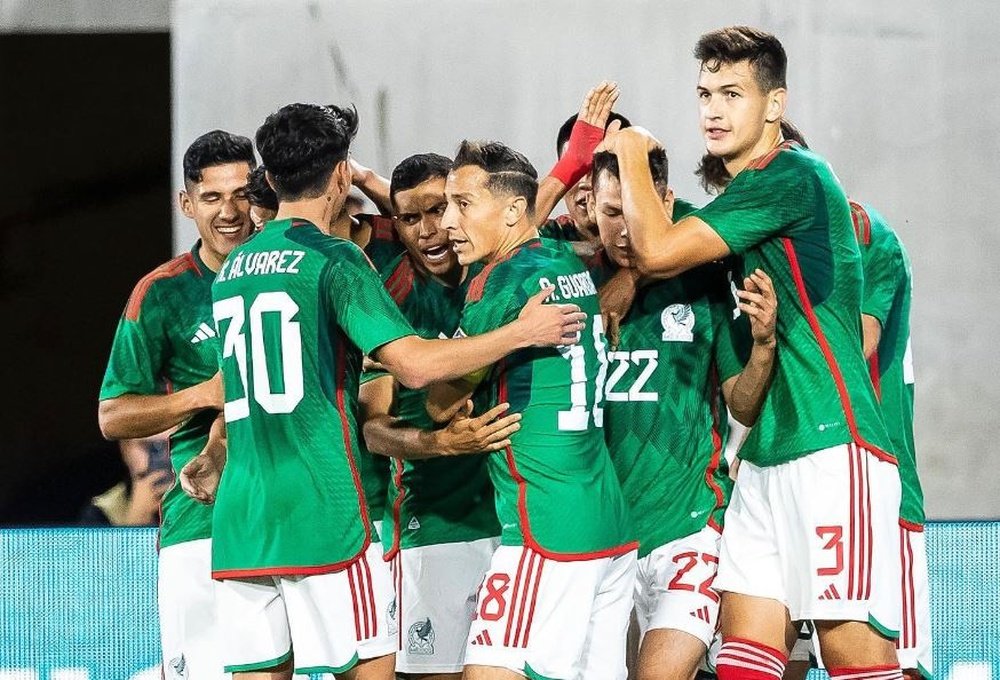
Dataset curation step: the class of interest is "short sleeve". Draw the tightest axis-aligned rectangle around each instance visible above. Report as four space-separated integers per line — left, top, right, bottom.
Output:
99 286 168 400
694 153 814 254
327 244 415 355
860 236 904 327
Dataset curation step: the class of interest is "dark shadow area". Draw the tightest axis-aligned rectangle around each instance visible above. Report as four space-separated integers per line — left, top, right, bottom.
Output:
0 33 171 523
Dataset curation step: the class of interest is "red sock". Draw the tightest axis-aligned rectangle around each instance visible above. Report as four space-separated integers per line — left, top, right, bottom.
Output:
716 637 788 680
829 665 904 680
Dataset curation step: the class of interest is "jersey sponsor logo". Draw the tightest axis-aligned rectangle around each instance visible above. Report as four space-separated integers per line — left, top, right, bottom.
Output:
189 322 217 344
661 304 695 342
167 655 187 679
217 249 305 282
407 618 435 655
605 350 658 402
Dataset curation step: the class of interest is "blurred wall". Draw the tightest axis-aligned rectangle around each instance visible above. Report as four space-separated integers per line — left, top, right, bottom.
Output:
173 0 1000 519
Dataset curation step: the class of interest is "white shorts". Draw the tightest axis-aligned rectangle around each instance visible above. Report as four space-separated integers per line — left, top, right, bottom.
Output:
896 525 933 676
388 537 498 674
159 538 228 680
634 524 722 648
464 545 637 680
716 443 902 632
215 541 395 674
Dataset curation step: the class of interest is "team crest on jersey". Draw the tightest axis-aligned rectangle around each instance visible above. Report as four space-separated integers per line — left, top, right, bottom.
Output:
168 654 187 679
661 304 695 342
407 516 421 530
408 618 435 655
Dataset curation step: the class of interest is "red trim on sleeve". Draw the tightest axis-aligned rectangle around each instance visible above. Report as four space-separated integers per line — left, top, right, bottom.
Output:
384 255 415 304
781 238 896 464
898 518 924 532
125 253 197 321
849 200 873 246
746 140 797 171
370 215 397 242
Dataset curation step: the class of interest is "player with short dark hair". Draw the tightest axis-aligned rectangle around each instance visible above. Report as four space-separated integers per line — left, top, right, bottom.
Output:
589 146 778 680
246 165 278 229
99 128 256 680
430 139 636 680
596 26 903 680
182 104 585 680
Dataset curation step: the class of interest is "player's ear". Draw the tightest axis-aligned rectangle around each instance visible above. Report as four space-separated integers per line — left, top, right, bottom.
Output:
765 87 787 124
586 189 597 225
330 160 351 195
179 188 195 219
505 196 527 227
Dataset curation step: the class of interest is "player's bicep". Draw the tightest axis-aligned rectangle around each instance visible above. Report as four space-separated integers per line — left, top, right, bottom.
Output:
861 314 882 360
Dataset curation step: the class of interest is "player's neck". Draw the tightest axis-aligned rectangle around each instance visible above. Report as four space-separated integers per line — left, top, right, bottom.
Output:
274 198 341 237
491 221 539 262
723 125 784 177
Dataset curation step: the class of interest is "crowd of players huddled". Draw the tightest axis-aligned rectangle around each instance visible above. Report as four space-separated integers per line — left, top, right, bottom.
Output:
98 24 928 680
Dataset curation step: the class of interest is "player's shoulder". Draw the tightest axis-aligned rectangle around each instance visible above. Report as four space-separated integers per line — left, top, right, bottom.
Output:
382 252 417 305
357 212 397 243
124 250 202 321
672 196 701 220
744 140 825 176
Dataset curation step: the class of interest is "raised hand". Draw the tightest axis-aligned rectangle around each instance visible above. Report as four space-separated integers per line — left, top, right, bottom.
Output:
578 80 620 130
436 401 523 455
737 269 778 348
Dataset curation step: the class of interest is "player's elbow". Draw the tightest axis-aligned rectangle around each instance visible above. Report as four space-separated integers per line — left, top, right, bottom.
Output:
393 366 432 390
633 250 674 280
97 401 125 440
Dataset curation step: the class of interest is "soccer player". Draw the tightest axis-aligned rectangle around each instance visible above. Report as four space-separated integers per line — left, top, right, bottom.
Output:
588 146 778 680
246 165 278 229
184 104 586 680
360 152 510 679
596 26 903 680
537 109 632 248
430 140 637 680
98 129 256 680
850 200 930 680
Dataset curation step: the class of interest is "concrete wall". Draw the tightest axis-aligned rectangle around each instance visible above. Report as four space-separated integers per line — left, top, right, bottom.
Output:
173 0 1000 518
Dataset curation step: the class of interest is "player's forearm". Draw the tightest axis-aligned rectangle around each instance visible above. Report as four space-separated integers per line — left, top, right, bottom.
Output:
380 325 526 390
352 164 392 216
617 138 680 278
202 412 228 466
533 176 569 227
98 388 213 440
725 342 777 427
363 415 443 460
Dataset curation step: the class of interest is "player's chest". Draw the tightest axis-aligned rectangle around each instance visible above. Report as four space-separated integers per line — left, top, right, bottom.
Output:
166 298 219 378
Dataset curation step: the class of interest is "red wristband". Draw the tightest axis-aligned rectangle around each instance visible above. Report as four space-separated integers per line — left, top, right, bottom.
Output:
549 119 605 187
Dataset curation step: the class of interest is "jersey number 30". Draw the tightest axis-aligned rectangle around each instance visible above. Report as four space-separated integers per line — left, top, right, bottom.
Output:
214 292 304 422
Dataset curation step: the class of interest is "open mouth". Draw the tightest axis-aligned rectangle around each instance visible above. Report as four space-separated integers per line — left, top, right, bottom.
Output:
422 244 451 263
705 127 729 140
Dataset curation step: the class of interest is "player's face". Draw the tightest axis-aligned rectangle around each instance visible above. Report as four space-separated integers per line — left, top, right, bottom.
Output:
393 176 458 278
697 60 773 161
249 205 276 231
443 165 507 265
592 171 633 268
180 162 254 268
560 144 596 230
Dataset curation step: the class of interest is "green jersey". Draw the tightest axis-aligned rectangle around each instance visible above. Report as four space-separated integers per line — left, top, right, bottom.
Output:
458 238 635 560
851 201 922 525
591 201 748 556
695 142 894 466
210 218 414 577
99 244 218 549
374 253 500 557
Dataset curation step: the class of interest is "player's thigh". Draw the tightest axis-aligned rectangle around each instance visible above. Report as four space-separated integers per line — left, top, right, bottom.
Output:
398 673 461 680
396 538 497 675
461 666 523 680
637 628 707 680
464 545 605 679
815 619 897 668
338 652 395 680
719 591 799 656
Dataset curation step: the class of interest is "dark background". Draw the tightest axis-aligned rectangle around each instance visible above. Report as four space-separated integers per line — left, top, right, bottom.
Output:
0 33 171 523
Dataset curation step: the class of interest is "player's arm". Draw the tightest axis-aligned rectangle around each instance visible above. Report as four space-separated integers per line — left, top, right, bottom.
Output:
722 269 778 426
350 158 392 215
99 373 222 440
861 314 882 360
373 287 583 390
534 81 621 226
179 412 227 504
360 374 521 458
597 127 730 279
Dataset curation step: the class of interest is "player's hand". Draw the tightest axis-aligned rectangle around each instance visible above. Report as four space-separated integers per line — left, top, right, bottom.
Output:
599 268 641 350
436 401 522 455
349 158 371 186
180 453 223 505
737 269 777 349
363 355 386 373
578 80 620 130
596 125 664 155
515 287 587 348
